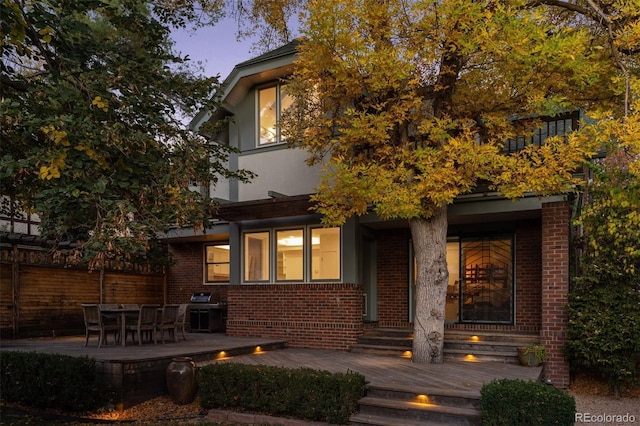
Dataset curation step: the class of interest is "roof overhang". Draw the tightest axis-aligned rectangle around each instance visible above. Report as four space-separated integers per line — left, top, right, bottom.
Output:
214 194 314 222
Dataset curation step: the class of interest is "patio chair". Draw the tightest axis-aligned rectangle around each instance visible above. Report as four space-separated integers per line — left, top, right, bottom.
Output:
121 304 139 309
176 303 188 340
156 304 179 343
125 304 157 345
98 303 121 342
82 304 120 348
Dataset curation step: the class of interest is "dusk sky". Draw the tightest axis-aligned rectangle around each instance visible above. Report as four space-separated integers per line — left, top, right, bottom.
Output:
170 18 264 81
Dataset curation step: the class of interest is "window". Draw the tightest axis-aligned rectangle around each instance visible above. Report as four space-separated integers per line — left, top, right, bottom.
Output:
258 84 292 145
311 227 341 280
244 232 270 281
410 235 514 324
243 226 341 282
205 244 230 283
276 229 304 280
459 237 513 323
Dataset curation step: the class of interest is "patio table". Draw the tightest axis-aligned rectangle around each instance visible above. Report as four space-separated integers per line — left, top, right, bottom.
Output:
100 306 159 346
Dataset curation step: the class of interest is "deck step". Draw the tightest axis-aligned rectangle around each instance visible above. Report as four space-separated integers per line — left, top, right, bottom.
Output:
351 328 539 362
352 395 481 426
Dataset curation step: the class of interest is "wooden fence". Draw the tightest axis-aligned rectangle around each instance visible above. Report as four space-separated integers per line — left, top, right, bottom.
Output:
0 242 165 338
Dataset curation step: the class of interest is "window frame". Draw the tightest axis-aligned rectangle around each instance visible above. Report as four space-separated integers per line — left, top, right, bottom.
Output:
243 230 271 283
256 83 290 147
242 225 342 284
203 243 231 284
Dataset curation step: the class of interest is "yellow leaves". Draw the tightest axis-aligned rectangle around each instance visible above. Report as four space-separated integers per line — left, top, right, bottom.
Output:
39 153 67 180
92 96 108 112
41 125 69 146
38 26 53 43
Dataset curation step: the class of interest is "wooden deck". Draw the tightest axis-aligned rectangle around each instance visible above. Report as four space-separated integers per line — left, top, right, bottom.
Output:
208 347 543 394
1 333 542 408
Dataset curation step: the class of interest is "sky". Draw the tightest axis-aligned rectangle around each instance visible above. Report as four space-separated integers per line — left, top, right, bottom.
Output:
170 18 260 81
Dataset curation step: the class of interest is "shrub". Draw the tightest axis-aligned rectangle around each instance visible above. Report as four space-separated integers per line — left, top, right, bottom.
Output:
0 351 114 412
565 281 640 393
198 363 366 424
480 379 575 426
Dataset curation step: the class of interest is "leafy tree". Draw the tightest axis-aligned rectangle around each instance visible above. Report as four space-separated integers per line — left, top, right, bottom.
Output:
1 0 253 269
247 0 639 363
566 134 640 393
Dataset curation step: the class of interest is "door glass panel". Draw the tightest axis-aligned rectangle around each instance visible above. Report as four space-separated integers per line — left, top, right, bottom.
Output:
460 237 513 323
445 241 460 322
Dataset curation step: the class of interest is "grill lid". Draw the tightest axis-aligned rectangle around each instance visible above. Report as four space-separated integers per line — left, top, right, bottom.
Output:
190 292 212 303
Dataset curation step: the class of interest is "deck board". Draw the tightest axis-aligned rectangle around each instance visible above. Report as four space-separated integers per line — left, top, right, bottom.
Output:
211 347 542 393
1 334 542 395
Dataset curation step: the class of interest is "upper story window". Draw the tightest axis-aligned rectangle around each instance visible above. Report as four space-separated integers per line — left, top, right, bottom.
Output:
205 244 230 283
258 83 292 146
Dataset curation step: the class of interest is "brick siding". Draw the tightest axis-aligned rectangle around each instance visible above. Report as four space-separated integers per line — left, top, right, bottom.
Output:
541 201 571 387
167 243 228 305
226 283 363 350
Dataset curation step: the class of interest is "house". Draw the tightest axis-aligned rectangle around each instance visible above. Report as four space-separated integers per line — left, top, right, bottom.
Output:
165 40 578 388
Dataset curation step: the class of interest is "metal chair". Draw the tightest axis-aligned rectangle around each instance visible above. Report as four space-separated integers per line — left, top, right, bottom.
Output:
176 303 188 340
156 305 179 343
125 304 157 345
82 304 119 348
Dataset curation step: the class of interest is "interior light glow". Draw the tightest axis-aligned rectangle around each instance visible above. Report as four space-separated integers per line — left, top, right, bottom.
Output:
278 236 320 246
464 354 478 362
402 351 412 358
470 335 480 341
253 346 263 354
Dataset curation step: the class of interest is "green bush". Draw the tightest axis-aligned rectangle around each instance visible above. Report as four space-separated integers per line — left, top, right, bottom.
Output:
565 281 640 393
480 379 575 426
198 363 366 424
0 351 114 412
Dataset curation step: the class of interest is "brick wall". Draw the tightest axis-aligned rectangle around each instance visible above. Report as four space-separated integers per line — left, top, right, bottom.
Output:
541 201 571 388
376 222 543 333
514 220 542 331
167 243 228 305
226 283 363 350
376 229 411 327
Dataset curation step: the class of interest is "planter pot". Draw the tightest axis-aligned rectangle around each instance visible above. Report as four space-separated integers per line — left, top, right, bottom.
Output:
517 347 542 367
166 357 197 404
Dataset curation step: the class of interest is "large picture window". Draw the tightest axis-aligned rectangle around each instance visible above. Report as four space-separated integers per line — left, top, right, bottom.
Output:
243 226 341 283
244 232 270 281
258 84 292 146
205 244 230 283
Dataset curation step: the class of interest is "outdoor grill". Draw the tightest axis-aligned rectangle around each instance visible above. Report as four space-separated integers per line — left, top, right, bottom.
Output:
189 292 226 333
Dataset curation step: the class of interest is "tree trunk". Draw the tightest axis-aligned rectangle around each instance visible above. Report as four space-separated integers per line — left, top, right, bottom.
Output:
410 205 449 364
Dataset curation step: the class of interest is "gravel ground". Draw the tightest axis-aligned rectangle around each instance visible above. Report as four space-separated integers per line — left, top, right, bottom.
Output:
571 393 639 426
